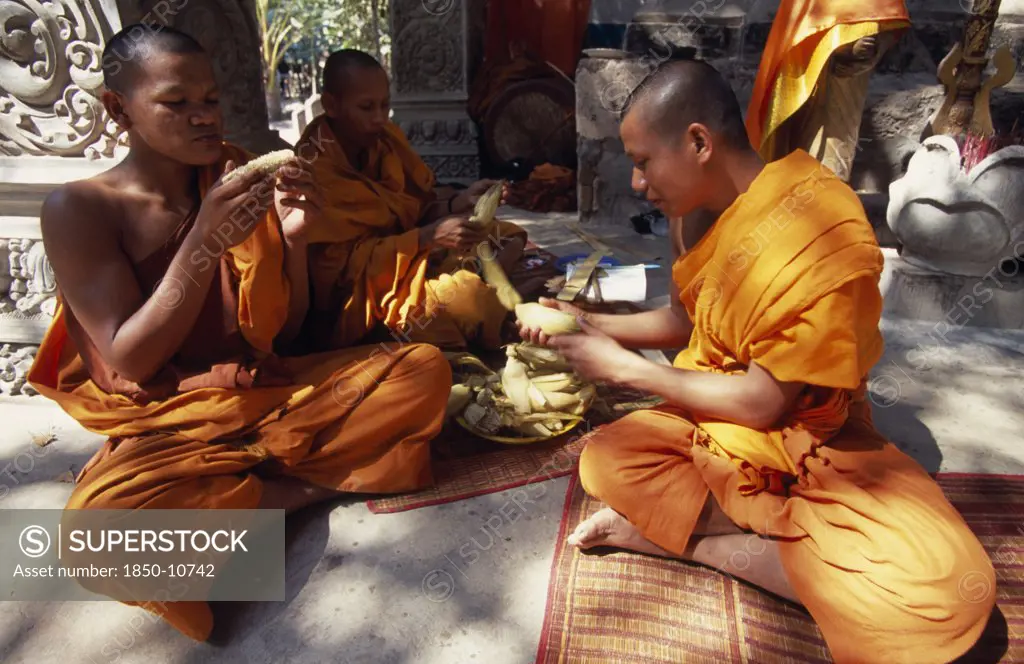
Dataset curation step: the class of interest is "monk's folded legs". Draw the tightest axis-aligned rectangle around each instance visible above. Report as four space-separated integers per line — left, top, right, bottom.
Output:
575 413 796 601
576 408 996 663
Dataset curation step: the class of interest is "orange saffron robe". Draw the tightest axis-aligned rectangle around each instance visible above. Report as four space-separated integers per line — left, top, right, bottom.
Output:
28 145 451 642
745 0 910 159
578 151 995 663
297 116 526 350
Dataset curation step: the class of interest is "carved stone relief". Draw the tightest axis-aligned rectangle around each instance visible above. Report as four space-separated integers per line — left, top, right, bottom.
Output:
398 118 477 148
422 154 480 181
391 0 465 95
0 0 128 158
0 343 38 396
3 239 57 317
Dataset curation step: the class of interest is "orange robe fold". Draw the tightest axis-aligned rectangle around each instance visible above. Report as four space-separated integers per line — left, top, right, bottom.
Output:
745 0 910 159
297 116 527 350
28 144 450 642
578 151 994 663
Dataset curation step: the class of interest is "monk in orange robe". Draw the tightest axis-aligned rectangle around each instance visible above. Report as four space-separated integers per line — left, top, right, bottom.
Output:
519 60 995 663
296 50 529 351
29 26 449 642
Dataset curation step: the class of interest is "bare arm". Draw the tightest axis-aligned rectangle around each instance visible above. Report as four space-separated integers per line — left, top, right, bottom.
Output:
580 283 693 349
42 168 272 384
551 324 806 430
621 358 806 429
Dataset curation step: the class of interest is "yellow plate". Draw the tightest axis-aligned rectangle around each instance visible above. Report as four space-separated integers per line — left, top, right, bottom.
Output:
455 416 582 445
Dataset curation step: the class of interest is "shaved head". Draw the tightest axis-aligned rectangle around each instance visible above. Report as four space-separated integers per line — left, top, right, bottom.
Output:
322 49 385 95
102 24 204 95
623 59 750 151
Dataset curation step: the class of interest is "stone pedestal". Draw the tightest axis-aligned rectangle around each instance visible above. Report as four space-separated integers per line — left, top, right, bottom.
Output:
883 255 1024 329
388 0 484 184
0 0 277 396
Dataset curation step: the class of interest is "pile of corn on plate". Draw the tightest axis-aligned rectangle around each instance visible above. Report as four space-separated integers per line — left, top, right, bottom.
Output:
446 344 596 444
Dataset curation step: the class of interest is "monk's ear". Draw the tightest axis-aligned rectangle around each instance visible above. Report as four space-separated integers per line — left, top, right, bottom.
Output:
320 91 339 118
689 123 714 165
102 89 132 130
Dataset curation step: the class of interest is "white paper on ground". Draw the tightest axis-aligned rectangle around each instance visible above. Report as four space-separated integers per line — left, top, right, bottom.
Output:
565 264 647 303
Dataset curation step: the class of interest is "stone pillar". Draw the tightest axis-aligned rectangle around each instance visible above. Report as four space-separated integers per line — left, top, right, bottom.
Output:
0 0 276 397
388 0 484 185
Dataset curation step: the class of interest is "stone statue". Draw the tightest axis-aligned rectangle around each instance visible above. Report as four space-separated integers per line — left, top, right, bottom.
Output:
763 32 899 182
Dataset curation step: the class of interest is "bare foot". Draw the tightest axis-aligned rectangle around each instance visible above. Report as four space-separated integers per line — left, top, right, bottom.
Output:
567 507 672 557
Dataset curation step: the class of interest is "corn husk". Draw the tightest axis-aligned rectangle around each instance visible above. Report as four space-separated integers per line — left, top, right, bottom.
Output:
466 181 523 311
501 357 532 414
510 343 572 372
537 390 581 411
446 384 473 417
222 149 295 183
515 303 581 336
464 403 501 434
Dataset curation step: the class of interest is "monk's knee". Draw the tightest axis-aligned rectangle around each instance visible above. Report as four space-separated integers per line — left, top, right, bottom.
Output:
66 473 116 510
578 436 619 502
394 343 451 407
402 343 450 381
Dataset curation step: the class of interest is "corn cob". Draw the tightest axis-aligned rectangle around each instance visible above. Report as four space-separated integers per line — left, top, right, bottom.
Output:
221 149 295 183
510 343 572 372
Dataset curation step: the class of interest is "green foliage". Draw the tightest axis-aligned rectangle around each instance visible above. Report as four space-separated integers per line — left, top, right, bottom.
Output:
271 0 390 75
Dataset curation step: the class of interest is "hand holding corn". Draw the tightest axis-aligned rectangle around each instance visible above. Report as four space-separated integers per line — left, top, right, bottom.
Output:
547 317 643 386
516 298 585 345
195 151 298 246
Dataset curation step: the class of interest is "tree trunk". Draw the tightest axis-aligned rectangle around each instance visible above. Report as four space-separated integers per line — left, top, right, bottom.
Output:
266 74 283 122
371 0 381 63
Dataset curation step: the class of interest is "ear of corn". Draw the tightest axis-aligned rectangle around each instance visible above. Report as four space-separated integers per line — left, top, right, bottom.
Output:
510 343 572 372
469 181 504 229
463 181 522 311
222 149 295 183
515 303 581 336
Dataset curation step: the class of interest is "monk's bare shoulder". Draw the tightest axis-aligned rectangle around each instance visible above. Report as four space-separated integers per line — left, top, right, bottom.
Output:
40 176 124 250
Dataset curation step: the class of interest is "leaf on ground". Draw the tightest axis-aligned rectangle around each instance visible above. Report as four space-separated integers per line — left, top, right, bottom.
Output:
30 428 57 448
55 469 76 484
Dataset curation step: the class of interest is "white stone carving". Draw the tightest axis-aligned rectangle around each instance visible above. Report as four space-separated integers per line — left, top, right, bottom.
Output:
0 343 38 396
1 238 58 345
887 136 1024 277
0 0 128 158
